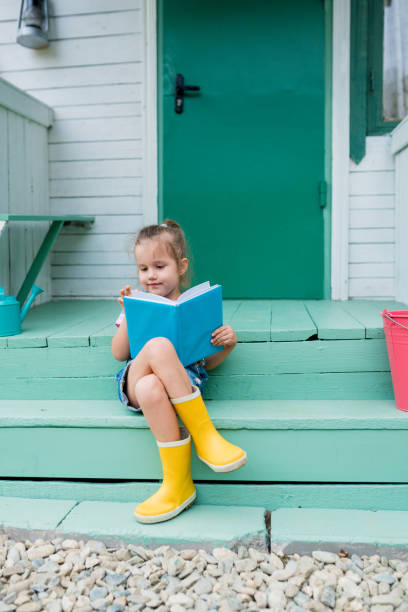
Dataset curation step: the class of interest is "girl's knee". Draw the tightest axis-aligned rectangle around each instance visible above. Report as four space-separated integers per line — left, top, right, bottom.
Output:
134 373 166 404
144 337 176 358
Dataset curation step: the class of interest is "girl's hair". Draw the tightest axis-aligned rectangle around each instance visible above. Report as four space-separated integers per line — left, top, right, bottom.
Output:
134 219 193 289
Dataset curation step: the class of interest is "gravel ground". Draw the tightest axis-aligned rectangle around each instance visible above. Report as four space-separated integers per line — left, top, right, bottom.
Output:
1 534 408 611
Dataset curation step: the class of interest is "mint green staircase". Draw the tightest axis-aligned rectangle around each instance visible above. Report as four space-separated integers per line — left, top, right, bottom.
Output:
1 299 408 549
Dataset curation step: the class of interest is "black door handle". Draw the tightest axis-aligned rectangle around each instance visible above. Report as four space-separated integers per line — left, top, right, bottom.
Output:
175 73 200 114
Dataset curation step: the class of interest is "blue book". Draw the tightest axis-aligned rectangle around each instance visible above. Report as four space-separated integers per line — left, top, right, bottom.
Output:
123 281 224 366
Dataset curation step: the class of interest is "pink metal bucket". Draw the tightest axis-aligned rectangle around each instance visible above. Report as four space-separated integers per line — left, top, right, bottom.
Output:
382 310 408 412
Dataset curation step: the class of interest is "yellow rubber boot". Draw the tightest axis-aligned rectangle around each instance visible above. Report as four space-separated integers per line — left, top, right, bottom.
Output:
170 385 247 473
134 428 196 524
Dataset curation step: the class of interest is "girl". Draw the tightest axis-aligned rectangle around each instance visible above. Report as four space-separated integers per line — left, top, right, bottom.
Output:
112 219 247 524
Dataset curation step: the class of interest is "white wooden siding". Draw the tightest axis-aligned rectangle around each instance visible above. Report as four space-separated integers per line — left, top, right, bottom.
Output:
349 135 396 299
0 0 149 298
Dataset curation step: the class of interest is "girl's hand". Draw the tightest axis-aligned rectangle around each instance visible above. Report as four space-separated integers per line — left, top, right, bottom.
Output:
211 325 237 348
118 285 137 311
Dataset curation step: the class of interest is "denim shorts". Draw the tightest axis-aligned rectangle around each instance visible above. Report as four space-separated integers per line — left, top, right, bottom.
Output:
115 358 209 413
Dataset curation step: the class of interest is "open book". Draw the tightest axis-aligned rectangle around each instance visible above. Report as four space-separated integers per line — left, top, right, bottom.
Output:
123 281 223 366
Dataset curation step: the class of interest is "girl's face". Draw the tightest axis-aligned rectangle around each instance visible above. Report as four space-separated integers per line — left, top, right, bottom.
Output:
134 238 188 301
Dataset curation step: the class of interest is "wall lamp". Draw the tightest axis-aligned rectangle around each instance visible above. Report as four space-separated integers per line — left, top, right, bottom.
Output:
17 0 49 49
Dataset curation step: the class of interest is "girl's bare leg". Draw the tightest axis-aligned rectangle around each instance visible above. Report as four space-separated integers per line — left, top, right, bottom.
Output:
125 337 193 442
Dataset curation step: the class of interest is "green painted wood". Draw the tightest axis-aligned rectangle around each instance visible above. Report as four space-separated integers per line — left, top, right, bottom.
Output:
0 497 76 531
229 301 272 341
160 0 325 298
341 300 408 339
0 340 390 378
16 218 92 306
2 299 401 348
0 400 406 481
0 78 53 128
3 481 408 512
270 301 316 341
47 301 119 348
222 300 242 325
205 372 393 400
6 300 105 348
1 425 407 482
305 301 366 339
59 502 267 550
350 0 368 164
0 399 403 430
271 508 408 546
0 371 394 401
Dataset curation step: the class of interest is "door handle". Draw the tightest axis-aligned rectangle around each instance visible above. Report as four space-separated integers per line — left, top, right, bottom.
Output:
175 73 200 114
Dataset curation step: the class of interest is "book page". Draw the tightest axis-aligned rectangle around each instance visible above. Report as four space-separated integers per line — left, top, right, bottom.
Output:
177 281 211 303
125 290 175 305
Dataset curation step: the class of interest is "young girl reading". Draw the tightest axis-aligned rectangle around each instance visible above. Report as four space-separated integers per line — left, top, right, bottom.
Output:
111 219 247 524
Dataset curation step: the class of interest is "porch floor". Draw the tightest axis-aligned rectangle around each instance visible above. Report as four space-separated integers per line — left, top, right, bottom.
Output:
1 298 407 349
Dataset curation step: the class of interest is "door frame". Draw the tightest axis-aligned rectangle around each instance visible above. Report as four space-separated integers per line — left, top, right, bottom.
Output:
147 0 344 300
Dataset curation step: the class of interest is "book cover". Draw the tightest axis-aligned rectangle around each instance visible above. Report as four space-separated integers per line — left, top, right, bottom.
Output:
123 282 224 366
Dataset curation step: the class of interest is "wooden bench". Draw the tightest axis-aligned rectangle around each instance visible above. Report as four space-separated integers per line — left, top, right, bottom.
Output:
0 214 94 305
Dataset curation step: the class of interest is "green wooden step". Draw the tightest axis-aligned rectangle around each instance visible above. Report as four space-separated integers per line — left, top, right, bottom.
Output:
270 508 408 553
0 339 394 400
0 496 267 551
1 298 405 348
1 399 406 483
2 480 408 512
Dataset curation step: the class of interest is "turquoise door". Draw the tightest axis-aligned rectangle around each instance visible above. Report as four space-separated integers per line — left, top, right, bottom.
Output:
159 0 326 298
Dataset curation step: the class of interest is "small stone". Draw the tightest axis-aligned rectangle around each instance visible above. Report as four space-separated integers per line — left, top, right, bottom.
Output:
212 547 236 561
371 589 403 607
46 601 62 612
273 560 298 581
219 558 234 573
180 549 196 561
27 545 55 561
372 573 396 584
254 591 267 608
61 540 78 550
0 604 16 612
106 606 124 612
167 556 185 577
104 572 128 587
237 546 248 559
2 566 25 577
234 558 257 573
378 582 391 594
269 552 284 569
370 606 394 612
16 604 43 612
285 583 299 598
89 588 108 601
167 593 194 607
194 578 213 595
6 546 21 567
298 556 315 577
320 585 336 608
312 551 338 564
267 584 287 610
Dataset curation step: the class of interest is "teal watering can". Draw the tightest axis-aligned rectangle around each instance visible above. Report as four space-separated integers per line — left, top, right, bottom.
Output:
0 285 44 336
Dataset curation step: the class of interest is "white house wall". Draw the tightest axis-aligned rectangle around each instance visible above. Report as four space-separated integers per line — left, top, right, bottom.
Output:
349 135 395 299
0 0 149 298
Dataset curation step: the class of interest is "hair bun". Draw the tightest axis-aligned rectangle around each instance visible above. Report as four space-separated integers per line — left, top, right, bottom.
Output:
162 219 180 229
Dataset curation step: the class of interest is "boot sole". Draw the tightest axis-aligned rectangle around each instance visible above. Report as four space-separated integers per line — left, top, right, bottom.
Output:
134 491 197 524
198 452 247 473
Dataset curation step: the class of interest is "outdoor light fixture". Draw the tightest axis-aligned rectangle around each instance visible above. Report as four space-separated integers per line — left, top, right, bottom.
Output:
16 0 49 49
